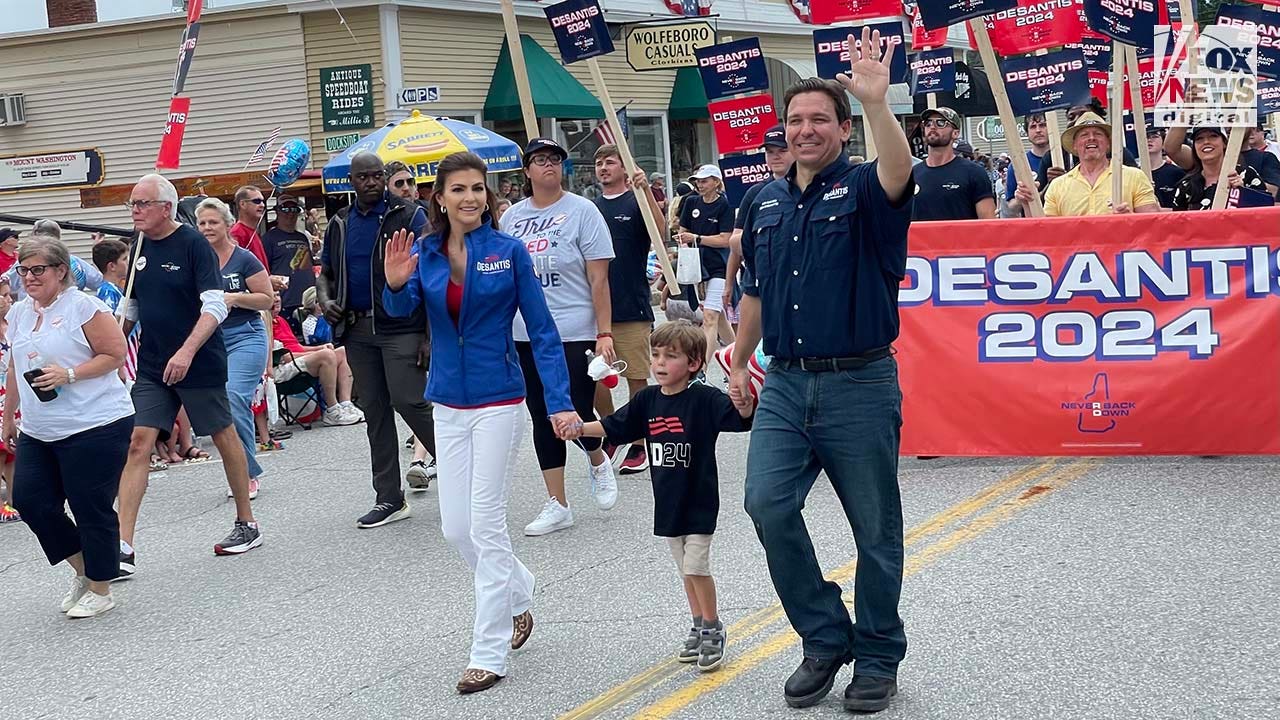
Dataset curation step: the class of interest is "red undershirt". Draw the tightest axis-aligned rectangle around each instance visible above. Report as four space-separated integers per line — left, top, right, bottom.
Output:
440 242 522 410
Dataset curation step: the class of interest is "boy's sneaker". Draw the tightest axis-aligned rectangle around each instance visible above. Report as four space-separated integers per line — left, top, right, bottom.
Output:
406 460 434 490
357 501 412 529
677 626 701 663
227 479 260 500
697 624 726 672
0 503 20 523
66 590 115 619
589 459 618 510
524 498 573 536
618 445 649 475
323 405 361 426
213 521 263 555
115 550 136 581
61 575 90 613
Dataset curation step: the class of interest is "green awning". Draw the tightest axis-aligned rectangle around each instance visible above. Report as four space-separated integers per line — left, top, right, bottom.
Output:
668 66 709 121
484 34 604 121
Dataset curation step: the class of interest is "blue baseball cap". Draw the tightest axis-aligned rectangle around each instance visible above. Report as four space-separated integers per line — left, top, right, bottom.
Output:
761 124 787 149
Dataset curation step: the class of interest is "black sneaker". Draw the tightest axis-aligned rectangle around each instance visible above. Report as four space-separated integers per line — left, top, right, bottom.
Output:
113 550 136 582
618 445 650 475
602 440 629 469
214 521 263 555
357 501 412 529
843 675 898 713
784 656 851 708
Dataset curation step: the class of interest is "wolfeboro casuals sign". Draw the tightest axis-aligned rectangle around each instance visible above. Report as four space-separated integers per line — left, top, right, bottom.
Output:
625 21 715 71
898 209 1280 456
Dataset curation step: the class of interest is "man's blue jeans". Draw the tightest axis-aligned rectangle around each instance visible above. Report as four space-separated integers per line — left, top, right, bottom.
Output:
744 356 907 679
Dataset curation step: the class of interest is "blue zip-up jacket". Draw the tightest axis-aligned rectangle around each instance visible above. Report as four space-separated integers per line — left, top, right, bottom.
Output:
383 222 573 413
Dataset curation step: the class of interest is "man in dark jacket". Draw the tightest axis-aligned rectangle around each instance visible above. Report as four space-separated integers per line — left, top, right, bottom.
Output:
316 151 437 529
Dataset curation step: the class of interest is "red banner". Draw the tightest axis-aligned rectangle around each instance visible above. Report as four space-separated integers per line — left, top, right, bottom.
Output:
809 0 901 24
708 93 778 154
911 7 950 50
981 0 1088 55
898 210 1280 456
156 97 191 170
187 0 203 24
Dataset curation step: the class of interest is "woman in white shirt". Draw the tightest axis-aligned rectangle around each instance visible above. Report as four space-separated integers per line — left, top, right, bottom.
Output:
1 233 133 619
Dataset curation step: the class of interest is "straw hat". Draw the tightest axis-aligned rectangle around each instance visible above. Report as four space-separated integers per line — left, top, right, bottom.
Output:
1061 112 1112 149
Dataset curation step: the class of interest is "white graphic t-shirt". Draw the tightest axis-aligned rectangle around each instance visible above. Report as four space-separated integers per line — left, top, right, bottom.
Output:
500 192 615 342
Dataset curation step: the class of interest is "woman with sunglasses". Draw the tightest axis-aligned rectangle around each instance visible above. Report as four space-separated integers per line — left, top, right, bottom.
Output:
3 228 133 617
499 138 619 537
383 151 579 692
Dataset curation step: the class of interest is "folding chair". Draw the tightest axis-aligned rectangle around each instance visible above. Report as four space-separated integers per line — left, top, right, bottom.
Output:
272 348 324 429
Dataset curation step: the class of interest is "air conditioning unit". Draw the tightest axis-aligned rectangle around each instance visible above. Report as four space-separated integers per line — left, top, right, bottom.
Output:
0 94 26 127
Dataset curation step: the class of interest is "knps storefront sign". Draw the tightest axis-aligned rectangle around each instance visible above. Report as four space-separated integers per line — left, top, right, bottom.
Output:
626 21 715 71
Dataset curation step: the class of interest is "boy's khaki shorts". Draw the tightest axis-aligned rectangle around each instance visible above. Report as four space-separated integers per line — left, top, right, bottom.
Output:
667 534 713 577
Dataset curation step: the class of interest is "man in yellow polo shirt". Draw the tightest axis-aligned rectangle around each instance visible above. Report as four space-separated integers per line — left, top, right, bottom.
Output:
1015 112 1161 216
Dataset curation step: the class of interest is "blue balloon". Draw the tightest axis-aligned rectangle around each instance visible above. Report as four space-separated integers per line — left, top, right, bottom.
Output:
266 138 311 188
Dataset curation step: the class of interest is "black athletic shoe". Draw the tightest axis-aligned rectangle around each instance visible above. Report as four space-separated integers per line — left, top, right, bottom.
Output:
843 675 898 713
114 551 136 582
784 656 851 708
214 521 263 555
618 445 650 475
357 501 412 529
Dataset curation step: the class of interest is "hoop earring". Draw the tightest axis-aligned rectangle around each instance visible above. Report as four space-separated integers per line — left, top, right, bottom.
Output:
440 205 447 215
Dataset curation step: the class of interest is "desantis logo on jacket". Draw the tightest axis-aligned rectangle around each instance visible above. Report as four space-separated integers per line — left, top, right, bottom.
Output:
476 253 512 274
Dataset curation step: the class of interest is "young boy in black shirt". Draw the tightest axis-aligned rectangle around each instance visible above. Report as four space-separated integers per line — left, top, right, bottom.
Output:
569 320 753 672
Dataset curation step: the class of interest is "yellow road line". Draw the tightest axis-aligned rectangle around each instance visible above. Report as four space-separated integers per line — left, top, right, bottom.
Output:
557 458 1060 720
627 458 1100 720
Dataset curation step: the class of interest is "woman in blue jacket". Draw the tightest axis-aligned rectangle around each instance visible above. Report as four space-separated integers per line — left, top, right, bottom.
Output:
383 152 579 694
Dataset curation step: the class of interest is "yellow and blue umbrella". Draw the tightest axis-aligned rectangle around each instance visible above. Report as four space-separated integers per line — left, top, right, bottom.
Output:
322 111 523 194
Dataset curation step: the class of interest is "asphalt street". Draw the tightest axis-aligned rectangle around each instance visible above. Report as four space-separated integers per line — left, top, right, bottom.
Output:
2 383 1277 720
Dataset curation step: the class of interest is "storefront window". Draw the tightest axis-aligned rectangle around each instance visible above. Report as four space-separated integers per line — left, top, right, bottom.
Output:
670 119 716 182
555 115 668 199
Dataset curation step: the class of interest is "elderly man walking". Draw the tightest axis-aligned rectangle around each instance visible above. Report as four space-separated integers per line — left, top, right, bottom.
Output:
116 174 262 576
315 152 437 528
731 28 914 714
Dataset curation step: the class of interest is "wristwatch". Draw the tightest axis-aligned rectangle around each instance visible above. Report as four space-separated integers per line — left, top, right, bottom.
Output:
67 366 77 384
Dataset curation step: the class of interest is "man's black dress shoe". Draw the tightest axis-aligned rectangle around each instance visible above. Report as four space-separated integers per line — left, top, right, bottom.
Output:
843 674 898 713
783 656 850 708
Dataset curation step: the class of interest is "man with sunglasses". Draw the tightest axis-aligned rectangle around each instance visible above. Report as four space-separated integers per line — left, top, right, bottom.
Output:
316 152 437 528
231 185 272 272
263 194 317 319
911 107 995 222
385 161 431 215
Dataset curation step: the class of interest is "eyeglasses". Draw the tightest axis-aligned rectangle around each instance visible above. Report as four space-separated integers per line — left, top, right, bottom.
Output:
393 178 417 189
530 155 564 167
922 119 954 129
244 198 265 205
278 206 302 214
123 200 168 211
16 263 63 277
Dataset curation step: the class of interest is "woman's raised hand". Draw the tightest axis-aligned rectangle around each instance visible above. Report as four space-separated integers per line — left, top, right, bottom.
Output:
384 228 419 291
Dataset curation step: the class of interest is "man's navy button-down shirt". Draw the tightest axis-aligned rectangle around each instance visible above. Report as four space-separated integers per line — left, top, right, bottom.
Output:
741 157 913 361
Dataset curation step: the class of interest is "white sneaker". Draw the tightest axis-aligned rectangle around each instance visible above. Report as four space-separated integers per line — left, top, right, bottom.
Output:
589 459 618 510
339 401 365 422
66 589 115 618
324 405 361 426
524 498 574 536
228 478 260 500
61 575 89 613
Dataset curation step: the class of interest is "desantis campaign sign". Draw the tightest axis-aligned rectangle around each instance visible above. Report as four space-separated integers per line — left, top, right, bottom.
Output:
1261 79 1280 116
910 50 958 94
718 152 772 208
544 0 614 64
898 210 1280 456
911 7 950 50
696 38 769 101
813 21 908 83
708 93 778 154
1001 47 1090 116
1082 0 1159 46
808 0 903 24
917 0 1018 31
980 0 1088 55
1217 4 1280 81
156 97 191 170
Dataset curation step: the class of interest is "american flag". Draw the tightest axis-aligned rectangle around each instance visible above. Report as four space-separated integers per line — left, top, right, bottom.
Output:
593 107 630 146
244 126 282 169
663 0 713 16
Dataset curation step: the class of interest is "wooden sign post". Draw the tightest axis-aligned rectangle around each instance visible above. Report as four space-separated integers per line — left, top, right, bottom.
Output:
969 19 1044 217
1110 41 1126 208
499 0 539 142
1211 126 1247 210
586 59 679 289
1124 45 1153 182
